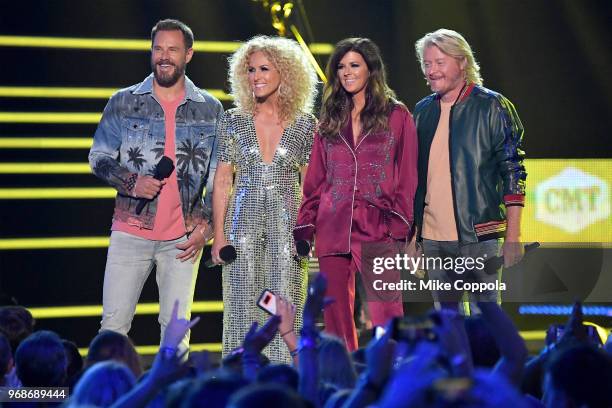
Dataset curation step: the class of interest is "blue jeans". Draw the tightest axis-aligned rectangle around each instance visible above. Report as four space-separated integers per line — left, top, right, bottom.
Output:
100 231 200 350
421 239 502 312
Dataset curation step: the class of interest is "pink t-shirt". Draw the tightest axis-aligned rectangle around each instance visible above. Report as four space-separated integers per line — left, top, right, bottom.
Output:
113 92 186 240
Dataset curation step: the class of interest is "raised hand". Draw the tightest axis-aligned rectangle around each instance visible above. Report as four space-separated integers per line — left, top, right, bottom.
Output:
161 299 200 350
365 327 396 387
559 301 588 344
276 295 296 336
243 314 281 355
303 272 330 330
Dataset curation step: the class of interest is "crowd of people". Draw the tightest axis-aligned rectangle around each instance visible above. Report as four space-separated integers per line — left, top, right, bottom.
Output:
1 279 611 407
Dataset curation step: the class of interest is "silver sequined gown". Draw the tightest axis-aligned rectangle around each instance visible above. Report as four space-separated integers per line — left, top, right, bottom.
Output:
216 108 315 363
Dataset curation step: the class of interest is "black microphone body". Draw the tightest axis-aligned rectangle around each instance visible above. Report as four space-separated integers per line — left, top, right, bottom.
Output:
294 240 311 262
484 242 540 274
204 245 237 268
135 156 174 215
295 240 311 257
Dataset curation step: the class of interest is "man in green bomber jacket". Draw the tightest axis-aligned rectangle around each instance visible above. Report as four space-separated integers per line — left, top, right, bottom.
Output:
412 28 527 309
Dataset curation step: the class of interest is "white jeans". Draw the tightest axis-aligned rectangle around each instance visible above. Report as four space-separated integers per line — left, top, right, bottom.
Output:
100 231 200 350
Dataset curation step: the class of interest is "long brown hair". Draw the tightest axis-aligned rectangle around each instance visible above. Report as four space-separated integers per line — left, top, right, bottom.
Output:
319 38 399 138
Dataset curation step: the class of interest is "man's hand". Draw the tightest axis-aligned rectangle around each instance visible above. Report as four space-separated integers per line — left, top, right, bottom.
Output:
501 240 524 268
176 223 210 263
133 175 166 199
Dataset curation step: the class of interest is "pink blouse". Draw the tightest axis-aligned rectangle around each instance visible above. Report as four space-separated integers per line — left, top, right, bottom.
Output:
294 105 418 257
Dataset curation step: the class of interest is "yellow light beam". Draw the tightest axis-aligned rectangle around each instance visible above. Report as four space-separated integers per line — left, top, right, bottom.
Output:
78 343 223 356
0 237 109 250
0 236 219 250
0 188 114 199
519 330 546 341
290 25 327 83
29 301 224 319
0 36 235 52
0 163 92 174
307 43 334 55
0 112 101 123
0 86 232 101
0 138 92 149
0 35 332 55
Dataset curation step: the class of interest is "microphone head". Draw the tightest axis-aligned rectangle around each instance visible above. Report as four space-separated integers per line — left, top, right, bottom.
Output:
295 240 311 257
219 245 237 263
156 156 175 178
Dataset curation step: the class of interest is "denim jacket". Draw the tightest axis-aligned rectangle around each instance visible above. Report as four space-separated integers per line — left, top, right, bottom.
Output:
89 74 223 231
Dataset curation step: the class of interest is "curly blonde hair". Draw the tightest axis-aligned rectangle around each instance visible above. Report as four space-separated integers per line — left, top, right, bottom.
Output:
228 35 319 124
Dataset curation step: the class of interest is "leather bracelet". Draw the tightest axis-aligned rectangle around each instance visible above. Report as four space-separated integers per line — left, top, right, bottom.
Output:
280 329 294 338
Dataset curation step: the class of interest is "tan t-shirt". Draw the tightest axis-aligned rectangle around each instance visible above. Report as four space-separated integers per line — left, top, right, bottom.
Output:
422 100 458 241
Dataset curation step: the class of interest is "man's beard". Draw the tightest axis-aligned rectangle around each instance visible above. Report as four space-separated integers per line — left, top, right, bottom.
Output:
152 59 185 87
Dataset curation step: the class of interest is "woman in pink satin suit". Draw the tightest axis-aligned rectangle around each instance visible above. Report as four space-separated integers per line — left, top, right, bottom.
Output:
294 38 418 351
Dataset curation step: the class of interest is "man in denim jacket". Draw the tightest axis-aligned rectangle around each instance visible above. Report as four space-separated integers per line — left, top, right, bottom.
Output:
89 19 222 349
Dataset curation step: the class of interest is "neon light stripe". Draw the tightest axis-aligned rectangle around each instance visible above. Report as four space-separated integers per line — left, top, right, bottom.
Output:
520 304 612 316
0 86 232 101
290 25 327 82
519 331 546 341
77 343 223 357
0 36 234 52
0 237 109 250
0 35 332 55
0 163 91 174
0 112 101 123
307 43 334 55
0 138 92 148
0 236 219 250
29 301 224 319
0 188 114 199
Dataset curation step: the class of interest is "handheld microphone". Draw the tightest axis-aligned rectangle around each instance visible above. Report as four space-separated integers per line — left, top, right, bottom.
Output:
484 242 540 274
294 240 311 262
204 245 237 268
135 156 174 215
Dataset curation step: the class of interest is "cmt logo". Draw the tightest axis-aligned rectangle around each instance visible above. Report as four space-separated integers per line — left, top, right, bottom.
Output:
535 167 609 233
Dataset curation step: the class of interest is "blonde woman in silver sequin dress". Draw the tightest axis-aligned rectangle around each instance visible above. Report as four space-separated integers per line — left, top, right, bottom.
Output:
211 36 318 363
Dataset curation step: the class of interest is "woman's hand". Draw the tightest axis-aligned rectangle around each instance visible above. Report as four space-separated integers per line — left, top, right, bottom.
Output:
276 295 296 336
210 236 229 265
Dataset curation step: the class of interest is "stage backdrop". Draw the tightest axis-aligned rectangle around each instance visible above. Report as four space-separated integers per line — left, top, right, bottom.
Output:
0 0 610 353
